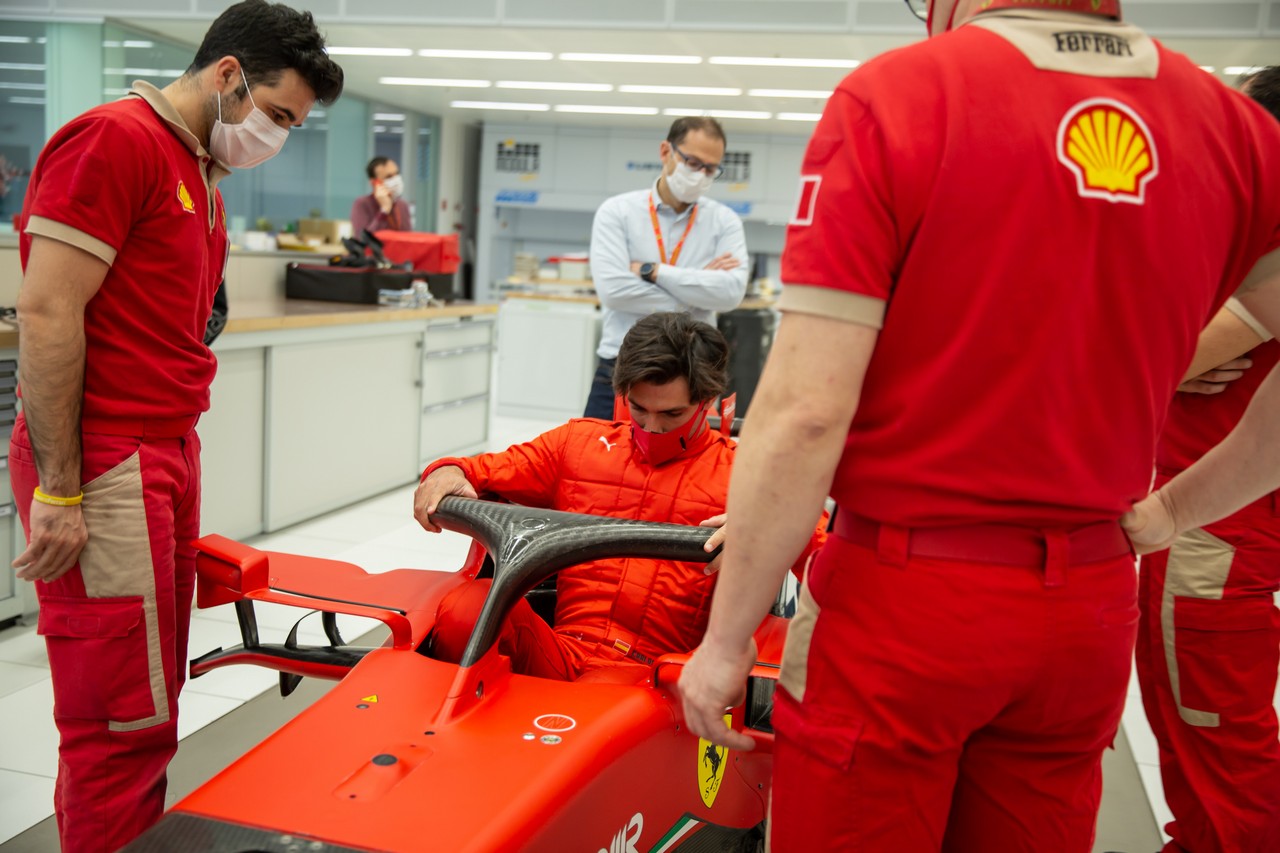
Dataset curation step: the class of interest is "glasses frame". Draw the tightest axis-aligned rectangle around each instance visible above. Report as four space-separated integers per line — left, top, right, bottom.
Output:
903 0 928 22
672 143 726 180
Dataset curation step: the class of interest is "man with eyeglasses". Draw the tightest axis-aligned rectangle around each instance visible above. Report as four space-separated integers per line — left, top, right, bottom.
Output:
583 116 748 420
675 0 1280 850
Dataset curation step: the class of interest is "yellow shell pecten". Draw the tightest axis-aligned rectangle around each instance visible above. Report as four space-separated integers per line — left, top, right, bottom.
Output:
177 180 195 212
1065 105 1152 194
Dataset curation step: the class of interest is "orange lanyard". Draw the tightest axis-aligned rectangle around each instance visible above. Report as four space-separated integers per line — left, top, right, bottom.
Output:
648 193 699 266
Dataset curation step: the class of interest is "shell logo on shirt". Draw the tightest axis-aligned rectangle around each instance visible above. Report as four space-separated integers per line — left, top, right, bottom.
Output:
176 180 196 214
1056 98 1158 205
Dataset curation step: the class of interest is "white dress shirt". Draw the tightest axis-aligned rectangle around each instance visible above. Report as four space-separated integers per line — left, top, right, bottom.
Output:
589 179 748 359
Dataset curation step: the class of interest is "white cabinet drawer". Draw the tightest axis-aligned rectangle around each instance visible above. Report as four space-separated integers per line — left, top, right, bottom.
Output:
421 396 489 462
424 319 494 354
422 347 492 408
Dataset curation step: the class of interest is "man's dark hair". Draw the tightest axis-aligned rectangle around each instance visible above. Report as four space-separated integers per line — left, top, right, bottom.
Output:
613 313 729 403
1242 66 1280 123
188 0 344 106
366 156 391 179
666 116 727 148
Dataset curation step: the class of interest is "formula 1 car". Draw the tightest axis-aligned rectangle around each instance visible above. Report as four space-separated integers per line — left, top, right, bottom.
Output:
124 497 788 853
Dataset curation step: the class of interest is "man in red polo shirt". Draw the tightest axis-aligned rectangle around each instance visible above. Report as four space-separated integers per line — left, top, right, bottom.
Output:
10 3 342 849
1133 67 1280 853
676 1 1280 849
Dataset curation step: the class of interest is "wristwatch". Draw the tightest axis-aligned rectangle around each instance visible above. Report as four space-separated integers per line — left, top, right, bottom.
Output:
639 262 658 283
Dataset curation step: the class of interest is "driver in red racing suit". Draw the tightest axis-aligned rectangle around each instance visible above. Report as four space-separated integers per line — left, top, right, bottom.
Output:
414 312 826 681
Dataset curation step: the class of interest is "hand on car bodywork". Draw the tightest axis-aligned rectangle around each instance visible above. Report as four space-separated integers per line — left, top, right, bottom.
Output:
699 513 726 574
13 501 87 582
413 466 479 533
1178 357 1252 394
677 636 758 752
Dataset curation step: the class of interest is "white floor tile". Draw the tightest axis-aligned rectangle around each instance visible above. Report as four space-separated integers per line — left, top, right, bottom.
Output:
0 625 48 669
278 506 414 545
0 678 58 777
1121 697 1160 767
355 484 420 518
0 768 56 845
1138 762 1175 843
176 691 243 741
0 660 52 700
191 603 335 646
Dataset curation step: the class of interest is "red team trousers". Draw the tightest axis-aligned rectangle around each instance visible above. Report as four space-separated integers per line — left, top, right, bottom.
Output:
10 414 200 853
771 521 1138 851
1136 475 1280 853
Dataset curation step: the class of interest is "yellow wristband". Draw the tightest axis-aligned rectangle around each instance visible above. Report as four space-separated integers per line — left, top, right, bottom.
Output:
33 486 84 507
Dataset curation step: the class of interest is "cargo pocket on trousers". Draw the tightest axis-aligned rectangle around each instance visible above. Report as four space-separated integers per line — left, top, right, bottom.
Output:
773 691 862 772
37 594 155 723
1173 595 1280 715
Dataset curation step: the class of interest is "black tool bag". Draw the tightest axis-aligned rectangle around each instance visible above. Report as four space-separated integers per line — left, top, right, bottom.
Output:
285 264 416 305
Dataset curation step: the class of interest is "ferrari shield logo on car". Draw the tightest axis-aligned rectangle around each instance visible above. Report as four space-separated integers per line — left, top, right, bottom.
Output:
1057 98 1158 205
177 180 196 214
697 715 732 808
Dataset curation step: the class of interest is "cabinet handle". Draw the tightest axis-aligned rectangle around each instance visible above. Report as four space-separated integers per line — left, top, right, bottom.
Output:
423 393 489 415
424 344 495 360
428 319 495 332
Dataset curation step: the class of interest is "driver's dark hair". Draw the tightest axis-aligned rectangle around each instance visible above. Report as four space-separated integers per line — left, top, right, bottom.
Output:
612 313 729 403
366 156 391 179
1241 66 1280 123
187 0 344 106
666 116 726 148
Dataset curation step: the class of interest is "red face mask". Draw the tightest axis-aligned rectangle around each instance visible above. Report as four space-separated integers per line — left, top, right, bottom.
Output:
631 402 709 466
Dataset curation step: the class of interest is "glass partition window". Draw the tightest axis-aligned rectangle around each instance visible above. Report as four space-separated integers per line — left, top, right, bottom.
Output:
101 25 189 99
0 20 47 229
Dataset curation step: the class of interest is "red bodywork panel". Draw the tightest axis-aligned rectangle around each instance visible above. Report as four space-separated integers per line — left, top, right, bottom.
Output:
169 534 782 852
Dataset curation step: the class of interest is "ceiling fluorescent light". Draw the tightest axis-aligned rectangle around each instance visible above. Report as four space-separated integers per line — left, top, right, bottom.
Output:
664 108 772 120
450 100 551 111
560 52 701 65
1197 65 1215 73
556 104 660 115
327 46 414 57
777 112 824 122
420 49 552 61
373 112 406 121
9 96 46 105
710 56 859 69
0 62 46 71
748 88 831 99
497 80 614 92
0 82 45 90
381 77 491 88
0 36 32 44
123 40 155 49
1224 65 1256 76
619 84 740 96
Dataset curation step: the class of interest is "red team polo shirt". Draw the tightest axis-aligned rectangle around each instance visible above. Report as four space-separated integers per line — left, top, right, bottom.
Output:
19 82 228 422
1158 302 1280 474
780 10 1280 527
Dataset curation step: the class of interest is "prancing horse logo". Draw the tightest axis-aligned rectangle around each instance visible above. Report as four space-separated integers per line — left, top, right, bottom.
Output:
599 436 616 452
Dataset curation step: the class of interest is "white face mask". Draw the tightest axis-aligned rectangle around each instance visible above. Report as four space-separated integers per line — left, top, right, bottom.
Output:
665 159 715 204
381 174 405 199
209 69 289 170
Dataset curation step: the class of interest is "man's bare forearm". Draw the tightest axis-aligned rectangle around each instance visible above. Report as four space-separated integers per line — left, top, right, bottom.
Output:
18 310 86 495
702 314 875 653
1160 361 1280 534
